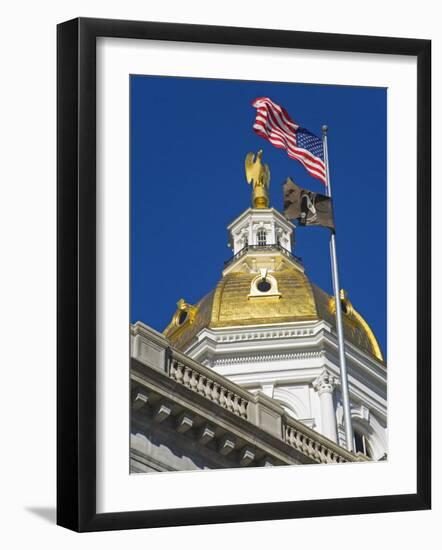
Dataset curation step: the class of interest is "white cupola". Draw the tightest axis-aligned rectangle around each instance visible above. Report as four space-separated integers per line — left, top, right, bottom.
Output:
227 207 295 255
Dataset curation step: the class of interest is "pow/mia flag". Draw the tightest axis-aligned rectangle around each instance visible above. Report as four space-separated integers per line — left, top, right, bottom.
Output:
283 177 335 230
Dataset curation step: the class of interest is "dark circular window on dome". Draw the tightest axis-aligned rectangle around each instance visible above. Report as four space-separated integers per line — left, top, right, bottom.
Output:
177 310 188 325
257 279 271 292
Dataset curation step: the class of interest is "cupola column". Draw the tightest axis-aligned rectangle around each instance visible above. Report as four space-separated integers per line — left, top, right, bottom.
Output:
313 369 338 443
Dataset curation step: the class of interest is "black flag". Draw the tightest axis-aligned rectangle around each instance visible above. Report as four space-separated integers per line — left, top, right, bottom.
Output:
283 177 335 230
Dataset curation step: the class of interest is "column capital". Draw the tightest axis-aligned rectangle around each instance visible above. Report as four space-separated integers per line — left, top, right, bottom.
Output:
313 368 338 396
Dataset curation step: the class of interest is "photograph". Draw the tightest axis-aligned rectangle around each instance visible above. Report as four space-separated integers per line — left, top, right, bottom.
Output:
0 0 434 543
129 76 388 473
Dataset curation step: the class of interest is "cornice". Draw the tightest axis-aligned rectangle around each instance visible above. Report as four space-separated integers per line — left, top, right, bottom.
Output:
211 350 326 367
188 324 386 384
202 325 319 342
226 207 295 233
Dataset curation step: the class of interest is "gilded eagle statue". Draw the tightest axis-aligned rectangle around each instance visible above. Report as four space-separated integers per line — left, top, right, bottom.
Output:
245 149 270 209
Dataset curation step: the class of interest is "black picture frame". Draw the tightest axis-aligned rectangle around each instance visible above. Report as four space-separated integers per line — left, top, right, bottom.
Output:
57 17 431 532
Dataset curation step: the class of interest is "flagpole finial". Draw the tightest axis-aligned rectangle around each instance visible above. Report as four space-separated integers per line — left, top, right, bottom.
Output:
322 125 328 134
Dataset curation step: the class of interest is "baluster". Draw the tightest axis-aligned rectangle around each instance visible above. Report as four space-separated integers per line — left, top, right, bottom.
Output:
174 363 184 384
232 394 240 416
183 366 191 387
285 426 290 444
189 370 198 392
204 379 212 400
286 427 293 446
313 442 321 462
286 426 293 446
239 398 248 419
310 441 317 461
211 383 220 404
285 426 292 445
219 387 227 408
197 375 206 395
308 438 316 459
300 434 309 454
317 445 327 464
226 391 234 412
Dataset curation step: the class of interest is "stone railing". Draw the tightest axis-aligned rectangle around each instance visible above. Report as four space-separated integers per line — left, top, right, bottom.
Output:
283 418 357 464
131 321 364 465
168 348 250 420
224 243 302 269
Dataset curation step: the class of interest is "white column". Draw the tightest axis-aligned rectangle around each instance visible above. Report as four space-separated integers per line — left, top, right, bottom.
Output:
313 368 338 443
270 221 276 245
250 222 256 246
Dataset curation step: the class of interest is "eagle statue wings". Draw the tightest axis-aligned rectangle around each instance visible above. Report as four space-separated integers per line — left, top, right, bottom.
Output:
245 149 270 209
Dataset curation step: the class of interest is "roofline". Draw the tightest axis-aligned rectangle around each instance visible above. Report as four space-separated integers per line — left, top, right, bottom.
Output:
226 207 295 232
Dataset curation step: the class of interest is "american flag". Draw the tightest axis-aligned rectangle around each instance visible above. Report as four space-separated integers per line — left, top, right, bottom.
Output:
252 97 327 185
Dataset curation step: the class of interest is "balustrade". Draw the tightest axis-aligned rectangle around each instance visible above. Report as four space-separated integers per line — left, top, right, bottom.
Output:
169 358 249 420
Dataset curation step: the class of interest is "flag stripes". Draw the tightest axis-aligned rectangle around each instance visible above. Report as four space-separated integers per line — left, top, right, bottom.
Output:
252 97 327 185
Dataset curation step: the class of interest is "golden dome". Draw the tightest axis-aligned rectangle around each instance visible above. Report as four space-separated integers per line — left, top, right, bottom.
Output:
163 263 384 362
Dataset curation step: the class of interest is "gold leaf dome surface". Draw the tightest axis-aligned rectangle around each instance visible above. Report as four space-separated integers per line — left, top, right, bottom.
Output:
163 265 384 362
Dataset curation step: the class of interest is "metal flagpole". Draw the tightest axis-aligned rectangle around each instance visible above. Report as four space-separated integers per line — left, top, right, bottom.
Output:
322 125 354 452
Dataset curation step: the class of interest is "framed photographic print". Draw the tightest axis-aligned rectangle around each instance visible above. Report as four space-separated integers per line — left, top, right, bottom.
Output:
57 17 431 532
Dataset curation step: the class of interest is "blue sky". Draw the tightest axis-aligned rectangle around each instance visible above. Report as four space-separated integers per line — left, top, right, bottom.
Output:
130 75 387 356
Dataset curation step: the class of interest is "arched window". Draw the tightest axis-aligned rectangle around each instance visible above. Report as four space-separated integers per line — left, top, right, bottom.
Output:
257 228 267 246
